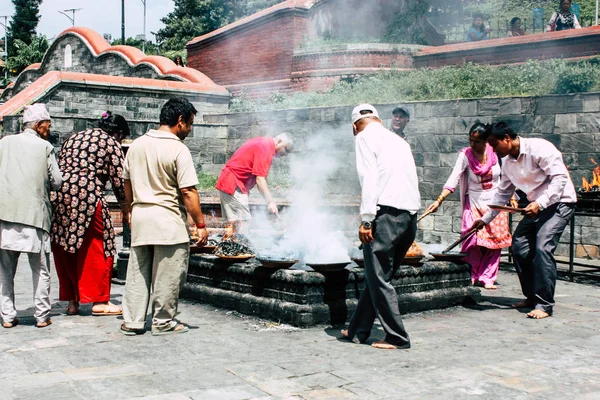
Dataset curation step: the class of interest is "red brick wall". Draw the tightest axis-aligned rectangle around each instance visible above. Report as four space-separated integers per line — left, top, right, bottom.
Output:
414 26 600 68
293 51 413 72
187 15 309 86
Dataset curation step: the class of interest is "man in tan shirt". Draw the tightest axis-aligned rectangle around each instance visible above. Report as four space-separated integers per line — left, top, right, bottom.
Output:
120 97 208 336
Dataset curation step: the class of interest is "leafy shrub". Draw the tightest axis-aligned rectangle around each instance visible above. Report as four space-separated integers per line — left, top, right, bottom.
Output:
229 57 600 112
196 171 218 190
554 66 596 94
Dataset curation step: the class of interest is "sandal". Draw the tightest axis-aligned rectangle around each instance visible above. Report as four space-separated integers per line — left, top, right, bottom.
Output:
151 323 189 336
36 319 52 328
92 303 123 316
2 318 19 329
119 323 144 336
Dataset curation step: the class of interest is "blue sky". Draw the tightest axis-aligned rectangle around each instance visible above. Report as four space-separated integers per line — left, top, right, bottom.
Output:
0 0 175 42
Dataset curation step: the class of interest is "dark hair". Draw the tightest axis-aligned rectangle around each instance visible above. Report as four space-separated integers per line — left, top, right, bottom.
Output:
469 122 492 140
159 98 197 127
490 121 517 140
473 13 485 32
510 17 521 26
99 111 130 137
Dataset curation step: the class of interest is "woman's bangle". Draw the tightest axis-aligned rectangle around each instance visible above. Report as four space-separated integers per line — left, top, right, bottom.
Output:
195 223 206 229
436 195 445 203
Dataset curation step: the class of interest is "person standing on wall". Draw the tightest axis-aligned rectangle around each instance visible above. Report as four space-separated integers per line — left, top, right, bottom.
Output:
390 106 410 139
215 133 293 237
0 104 62 328
341 104 420 349
51 112 130 317
120 97 209 336
546 0 582 32
470 121 577 319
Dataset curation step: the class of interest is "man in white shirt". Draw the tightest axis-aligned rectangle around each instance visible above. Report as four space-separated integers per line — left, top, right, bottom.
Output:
471 122 576 319
0 104 62 328
341 104 421 349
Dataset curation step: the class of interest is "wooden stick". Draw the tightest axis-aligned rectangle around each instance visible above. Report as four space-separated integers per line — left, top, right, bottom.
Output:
441 229 477 254
417 210 433 223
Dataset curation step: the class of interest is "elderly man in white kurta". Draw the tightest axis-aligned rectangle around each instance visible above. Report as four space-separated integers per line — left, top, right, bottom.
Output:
0 104 62 328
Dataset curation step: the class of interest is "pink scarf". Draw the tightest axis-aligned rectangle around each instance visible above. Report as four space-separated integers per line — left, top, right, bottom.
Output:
464 144 497 176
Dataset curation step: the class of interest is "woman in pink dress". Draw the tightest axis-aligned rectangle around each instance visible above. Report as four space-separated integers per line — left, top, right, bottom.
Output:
425 123 512 289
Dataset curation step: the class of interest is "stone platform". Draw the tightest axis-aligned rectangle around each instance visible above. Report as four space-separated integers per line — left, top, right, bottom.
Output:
182 255 480 326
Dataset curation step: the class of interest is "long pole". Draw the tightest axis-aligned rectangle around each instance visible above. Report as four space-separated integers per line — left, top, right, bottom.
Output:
121 0 125 45
141 0 146 53
0 15 7 81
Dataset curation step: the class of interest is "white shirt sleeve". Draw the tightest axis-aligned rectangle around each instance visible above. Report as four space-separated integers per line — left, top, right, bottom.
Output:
443 152 467 192
574 15 581 29
532 144 569 209
482 167 516 224
355 133 378 222
546 12 558 32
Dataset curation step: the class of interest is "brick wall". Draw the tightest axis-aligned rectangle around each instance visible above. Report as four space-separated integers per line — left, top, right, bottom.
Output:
187 14 307 86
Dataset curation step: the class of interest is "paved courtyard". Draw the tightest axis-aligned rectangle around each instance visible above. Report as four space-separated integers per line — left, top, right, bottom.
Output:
1 256 599 400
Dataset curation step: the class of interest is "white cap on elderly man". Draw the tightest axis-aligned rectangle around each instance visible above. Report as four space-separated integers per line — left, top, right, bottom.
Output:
23 103 51 123
351 104 380 124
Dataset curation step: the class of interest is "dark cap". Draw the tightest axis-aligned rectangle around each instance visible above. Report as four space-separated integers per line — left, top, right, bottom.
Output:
392 107 410 118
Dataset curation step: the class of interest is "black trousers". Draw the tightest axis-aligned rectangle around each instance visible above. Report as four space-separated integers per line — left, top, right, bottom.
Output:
347 206 417 347
511 202 574 314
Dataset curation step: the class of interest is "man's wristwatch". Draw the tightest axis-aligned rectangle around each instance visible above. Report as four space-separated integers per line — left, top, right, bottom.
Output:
361 221 372 229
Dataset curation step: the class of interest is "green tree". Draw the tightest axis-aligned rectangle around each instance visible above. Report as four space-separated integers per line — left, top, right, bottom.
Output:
6 35 48 74
157 0 279 52
7 0 43 57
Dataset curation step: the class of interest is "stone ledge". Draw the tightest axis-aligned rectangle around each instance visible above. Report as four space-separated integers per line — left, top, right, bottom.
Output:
182 256 480 326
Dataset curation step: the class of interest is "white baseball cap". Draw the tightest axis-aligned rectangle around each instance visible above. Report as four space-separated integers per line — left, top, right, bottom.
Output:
351 104 380 124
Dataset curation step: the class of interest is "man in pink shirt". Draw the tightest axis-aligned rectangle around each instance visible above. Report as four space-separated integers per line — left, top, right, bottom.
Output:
216 133 293 235
471 122 576 320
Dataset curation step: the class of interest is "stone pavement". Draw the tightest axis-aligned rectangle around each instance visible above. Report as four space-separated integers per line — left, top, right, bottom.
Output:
1 255 600 400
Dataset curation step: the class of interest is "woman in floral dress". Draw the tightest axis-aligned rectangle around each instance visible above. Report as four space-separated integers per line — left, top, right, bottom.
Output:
51 112 130 315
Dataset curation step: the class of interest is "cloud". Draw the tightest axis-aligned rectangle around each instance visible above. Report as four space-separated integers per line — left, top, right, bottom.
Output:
0 0 174 42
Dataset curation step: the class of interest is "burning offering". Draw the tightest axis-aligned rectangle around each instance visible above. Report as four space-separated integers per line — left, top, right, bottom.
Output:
580 158 600 197
215 234 255 262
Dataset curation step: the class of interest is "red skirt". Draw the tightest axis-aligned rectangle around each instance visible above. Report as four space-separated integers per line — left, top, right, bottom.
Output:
52 201 114 303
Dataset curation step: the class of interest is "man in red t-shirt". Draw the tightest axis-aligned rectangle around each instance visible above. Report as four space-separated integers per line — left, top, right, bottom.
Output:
216 133 293 235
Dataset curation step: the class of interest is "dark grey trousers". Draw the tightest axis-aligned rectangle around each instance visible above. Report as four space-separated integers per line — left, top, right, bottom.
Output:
347 207 417 348
511 202 574 314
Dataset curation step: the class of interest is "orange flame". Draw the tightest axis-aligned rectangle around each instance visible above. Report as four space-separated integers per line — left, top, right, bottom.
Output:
581 158 600 192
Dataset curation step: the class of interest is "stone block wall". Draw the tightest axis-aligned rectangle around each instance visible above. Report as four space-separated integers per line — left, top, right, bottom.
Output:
201 93 600 258
3 93 598 259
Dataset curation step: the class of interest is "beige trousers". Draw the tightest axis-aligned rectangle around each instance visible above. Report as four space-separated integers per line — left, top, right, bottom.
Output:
0 249 51 324
122 243 189 331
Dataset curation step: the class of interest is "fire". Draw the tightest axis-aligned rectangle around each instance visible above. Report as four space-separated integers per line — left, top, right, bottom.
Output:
581 158 600 192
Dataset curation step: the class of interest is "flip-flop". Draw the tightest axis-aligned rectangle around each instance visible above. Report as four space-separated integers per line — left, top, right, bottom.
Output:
119 323 144 336
92 304 123 316
151 324 188 336
2 318 19 328
36 319 52 328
